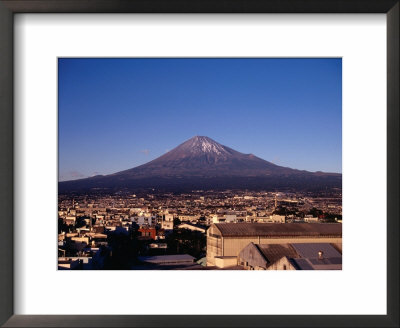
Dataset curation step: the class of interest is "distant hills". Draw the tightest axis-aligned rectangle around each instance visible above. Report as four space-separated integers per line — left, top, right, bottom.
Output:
59 136 341 193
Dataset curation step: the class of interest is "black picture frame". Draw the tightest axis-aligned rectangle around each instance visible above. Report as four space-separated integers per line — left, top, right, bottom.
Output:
0 1 398 327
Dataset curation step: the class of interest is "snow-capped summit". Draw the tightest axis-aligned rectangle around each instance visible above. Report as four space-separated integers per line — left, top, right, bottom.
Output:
177 136 231 157
190 136 226 155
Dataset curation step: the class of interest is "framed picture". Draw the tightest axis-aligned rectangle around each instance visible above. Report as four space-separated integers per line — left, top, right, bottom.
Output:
0 0 398 327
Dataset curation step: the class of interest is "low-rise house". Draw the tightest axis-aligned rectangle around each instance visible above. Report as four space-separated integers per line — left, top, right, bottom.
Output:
58 258 80 270
269 214 286 223
225 214 237 223
132 216 155 226
178 215 199 222
71 236 89 244
92 225 105 233
164 214 174 222
254 216 270 223
211 214 226 223
64 216 76 225
138 226 157 240
161 220 173 230
305 216 319 223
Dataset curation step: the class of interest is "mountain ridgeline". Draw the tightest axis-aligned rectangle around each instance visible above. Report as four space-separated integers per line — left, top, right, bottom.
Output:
59 136 341 193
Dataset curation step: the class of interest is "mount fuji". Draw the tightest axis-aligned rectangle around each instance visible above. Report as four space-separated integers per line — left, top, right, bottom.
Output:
59 136 341 193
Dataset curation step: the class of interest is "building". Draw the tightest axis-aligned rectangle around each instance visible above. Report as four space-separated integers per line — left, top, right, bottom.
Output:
161 220 173 230
287 243 342 270
211 214 224 224
225 214 237 223
305 215 319 223
178 215 200 222
211 214 237 224
206 223 342 267
132 215 156 226
58 257 93 270
164 214 174 222
138 226 157 240
238 242 342 270
64 216 76 225
269 214 286 223
58 258 80 270
177 222 207 233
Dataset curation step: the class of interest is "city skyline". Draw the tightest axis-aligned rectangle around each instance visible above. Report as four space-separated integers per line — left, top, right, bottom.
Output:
59 58 342 182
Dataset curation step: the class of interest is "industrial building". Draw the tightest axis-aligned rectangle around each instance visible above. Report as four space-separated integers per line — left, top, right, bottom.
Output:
206 223 342 267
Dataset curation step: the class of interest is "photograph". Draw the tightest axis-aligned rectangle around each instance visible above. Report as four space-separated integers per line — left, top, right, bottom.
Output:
58 58 342 271
1 0 397 325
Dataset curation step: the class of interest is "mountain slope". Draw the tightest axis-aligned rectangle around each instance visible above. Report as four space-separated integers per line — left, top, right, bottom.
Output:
114 136 296 178
59 136 341 192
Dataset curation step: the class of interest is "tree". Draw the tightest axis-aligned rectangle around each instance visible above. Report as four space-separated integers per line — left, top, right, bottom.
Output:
173 217 181 227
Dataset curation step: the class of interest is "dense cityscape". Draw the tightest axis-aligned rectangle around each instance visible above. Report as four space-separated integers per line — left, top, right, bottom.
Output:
58 189 342 270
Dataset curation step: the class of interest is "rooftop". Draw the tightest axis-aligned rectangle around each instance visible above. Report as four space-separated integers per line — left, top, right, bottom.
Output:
239 242 342 270
257 244 299 264
291 243 342 258
178 222 207 230
290 256 342 270
138 254 195 264
214 223 342 237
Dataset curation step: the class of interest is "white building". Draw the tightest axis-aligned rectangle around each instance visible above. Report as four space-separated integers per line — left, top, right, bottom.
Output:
269 214 286 223
162 220 173 230
131 216 155 226
304 216 319 223
225 214 237 223
164 214 174 222
178 215 199 222
211 215 225 224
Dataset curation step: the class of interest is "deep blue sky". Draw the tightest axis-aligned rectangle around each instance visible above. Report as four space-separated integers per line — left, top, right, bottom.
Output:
59 58 342 181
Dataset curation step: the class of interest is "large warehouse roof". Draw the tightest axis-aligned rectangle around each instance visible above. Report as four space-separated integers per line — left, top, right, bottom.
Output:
214 223 342 237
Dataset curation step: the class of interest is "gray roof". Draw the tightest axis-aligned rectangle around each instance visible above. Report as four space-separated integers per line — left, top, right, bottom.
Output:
290 257 342 270
290 258 314 270
214 223 342 237
138 254 195 264
291 243 342 259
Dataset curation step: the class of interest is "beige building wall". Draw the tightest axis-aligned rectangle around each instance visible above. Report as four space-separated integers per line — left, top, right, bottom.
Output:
223 237 260 257
206 235 222 266
214 256 237 268
206 225 223 266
